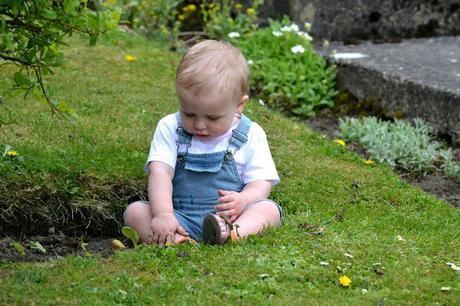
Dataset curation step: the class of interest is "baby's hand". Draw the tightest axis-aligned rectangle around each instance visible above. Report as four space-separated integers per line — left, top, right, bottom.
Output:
149 212 188 246
214 190 247 222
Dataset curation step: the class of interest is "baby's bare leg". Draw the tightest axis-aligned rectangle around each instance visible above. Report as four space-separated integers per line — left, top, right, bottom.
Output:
123 201 153 243
234 200 281 238
124 201 192 245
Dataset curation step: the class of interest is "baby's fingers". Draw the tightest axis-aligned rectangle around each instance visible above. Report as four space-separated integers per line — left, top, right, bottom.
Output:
215 202 234 212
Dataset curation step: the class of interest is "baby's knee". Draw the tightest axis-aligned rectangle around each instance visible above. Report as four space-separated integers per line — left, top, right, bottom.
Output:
123 201 149 225
246 199 282 225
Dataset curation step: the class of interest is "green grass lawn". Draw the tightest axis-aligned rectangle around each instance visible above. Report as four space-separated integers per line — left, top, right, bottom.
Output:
0 33 459 305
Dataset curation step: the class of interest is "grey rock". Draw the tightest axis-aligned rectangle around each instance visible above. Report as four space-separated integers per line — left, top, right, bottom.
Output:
317 36 460 143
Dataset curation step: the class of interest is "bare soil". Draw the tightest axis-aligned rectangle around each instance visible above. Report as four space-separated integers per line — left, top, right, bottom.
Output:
0 233 116 263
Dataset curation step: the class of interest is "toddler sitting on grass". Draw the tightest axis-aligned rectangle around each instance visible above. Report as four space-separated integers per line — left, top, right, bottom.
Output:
124 40 282 245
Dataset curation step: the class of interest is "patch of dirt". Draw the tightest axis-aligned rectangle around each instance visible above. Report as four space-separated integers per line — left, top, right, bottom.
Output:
305 107 460 208
0 233 116 262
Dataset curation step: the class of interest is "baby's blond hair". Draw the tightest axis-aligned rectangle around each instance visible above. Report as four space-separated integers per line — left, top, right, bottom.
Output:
176 40 249 99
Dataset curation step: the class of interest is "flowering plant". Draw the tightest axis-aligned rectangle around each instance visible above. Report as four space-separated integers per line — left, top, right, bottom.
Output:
111 0 183 44
232 17 337 117
201 0 260 40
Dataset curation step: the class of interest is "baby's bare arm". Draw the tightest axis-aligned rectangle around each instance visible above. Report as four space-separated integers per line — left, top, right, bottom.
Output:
148 161 174 216
148 162 188 245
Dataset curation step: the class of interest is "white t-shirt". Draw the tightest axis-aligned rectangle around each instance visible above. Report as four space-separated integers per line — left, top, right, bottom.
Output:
146 113 280 186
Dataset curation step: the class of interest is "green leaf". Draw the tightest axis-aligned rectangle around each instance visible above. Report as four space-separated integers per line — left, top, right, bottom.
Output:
121 226 139 248
33 88 49 106
64 0 81 15
13 72 32 87
12 242 25 256
40 9 58 20
2 144 12 157
30 241 47 253
55 100 78 118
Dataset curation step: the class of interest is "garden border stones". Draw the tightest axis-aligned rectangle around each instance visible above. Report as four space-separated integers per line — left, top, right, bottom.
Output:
317 36 460 144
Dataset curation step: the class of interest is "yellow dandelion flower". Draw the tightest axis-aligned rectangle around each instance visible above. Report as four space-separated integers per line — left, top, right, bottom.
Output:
235 3 243 10
6 150 17 158
186 4 197 12
125 54 137 62
246 8 255 16
178 14 186 21
339 275 352 287
364 159 375 165
333 139 346 146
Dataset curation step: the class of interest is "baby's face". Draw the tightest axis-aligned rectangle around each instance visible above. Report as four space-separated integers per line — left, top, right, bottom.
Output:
177 85 247 140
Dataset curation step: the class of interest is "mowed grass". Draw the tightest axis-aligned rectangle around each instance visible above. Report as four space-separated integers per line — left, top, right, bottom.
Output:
0 33 459 304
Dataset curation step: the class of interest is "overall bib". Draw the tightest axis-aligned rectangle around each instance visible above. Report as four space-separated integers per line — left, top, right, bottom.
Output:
172 113 251 241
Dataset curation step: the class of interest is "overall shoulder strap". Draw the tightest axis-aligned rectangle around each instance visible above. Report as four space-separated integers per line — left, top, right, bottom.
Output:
175 112 192 146
229 114 252 149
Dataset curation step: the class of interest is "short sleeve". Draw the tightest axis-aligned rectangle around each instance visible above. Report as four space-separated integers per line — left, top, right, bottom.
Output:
145 114 177 174
240 123 280 186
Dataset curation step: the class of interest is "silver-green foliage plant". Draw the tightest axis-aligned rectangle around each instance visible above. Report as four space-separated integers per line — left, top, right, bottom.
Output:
232 17 337 117
339 116 460 181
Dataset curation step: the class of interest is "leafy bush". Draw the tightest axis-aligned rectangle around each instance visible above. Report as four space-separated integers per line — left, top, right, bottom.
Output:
201 0 260 40
231 18 337 117
339 116 460 181
112 0 183 45
111 0 260 45
0 0 121 115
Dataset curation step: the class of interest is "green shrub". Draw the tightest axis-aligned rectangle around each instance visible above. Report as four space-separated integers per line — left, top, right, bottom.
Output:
111 0 183 45
339 116 460 181
201 0 260 40
231 17 337 117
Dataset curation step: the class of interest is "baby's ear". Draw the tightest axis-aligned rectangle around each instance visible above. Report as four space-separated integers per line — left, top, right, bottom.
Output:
237 95 249 112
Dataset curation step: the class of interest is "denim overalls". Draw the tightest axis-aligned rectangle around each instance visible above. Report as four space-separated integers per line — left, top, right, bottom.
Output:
172 112 251 241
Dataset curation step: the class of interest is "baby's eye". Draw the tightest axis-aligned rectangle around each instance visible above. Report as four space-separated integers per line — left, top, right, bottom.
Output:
183 112 195 117
207 116 221 121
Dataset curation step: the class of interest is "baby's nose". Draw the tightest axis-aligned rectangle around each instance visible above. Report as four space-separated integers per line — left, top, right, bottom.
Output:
194 119 206 129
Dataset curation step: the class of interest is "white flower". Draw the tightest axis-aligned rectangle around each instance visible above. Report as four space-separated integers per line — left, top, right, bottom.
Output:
228 32 240 38
344 253 354 258
272 30 282 37
303 32 313 41
441 287 451 291
258 99 265 106
280 26 291 32
319 261 329 266
281 23 299 32
304 22 312 31
396 235 405 241
247 59 254 65
297 31 313 41
290 24 300 32
361 289 368 294
291 45 305 54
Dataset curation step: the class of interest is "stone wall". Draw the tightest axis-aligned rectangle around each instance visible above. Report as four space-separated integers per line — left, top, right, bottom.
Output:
257 0 460 42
